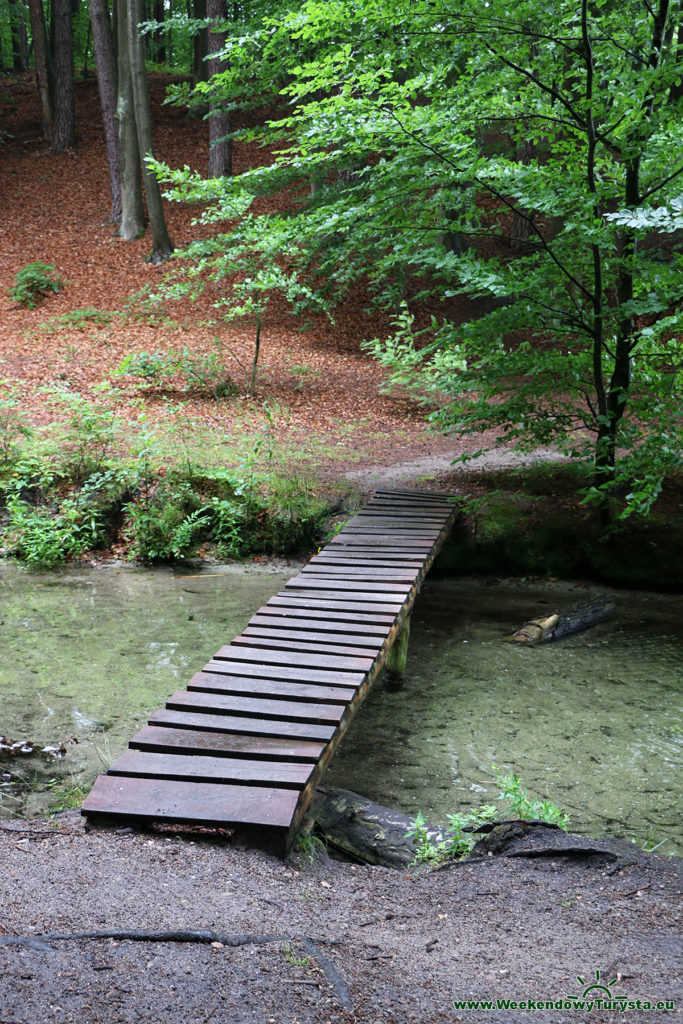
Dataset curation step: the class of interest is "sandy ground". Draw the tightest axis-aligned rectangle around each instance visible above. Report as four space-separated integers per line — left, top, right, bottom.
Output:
0 812 680 1024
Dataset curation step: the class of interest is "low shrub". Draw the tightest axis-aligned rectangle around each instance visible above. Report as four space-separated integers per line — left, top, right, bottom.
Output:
9 262 63 309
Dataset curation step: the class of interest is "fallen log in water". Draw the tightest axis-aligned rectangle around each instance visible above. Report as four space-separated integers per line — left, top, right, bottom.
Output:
504 594 615 645
309 784 446 867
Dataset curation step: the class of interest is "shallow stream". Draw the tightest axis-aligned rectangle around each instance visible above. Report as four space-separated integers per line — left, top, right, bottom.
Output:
1 563 680 854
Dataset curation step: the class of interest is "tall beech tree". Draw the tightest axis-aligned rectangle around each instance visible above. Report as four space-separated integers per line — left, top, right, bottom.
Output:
51 0 75 151
127 0 173 260
206 0 231 178
157 0 682 521
116 0 146 239
90 0 122 221
27 0 52 139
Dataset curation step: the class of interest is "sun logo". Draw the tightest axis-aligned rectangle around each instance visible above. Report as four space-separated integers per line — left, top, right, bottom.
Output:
571 970 619 1000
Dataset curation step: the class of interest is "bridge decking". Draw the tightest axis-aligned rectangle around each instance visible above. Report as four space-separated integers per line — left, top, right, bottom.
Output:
81 488 457 847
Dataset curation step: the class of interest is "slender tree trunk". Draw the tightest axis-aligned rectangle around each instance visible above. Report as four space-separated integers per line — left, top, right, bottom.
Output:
249 314 261 395
51 0 75 151
127 0 173 261
116 0 146 239
90 0 122 222
10 0 29 71
207 0 231 177
193 0 208 85
28 0 53 139
510 140 534 250
153 0 166 63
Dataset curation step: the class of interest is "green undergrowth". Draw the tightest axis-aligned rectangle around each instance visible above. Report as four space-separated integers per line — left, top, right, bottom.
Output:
0 384 344 568
407 768 570 864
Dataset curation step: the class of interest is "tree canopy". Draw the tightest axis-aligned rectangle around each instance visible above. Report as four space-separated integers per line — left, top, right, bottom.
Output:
156 0 683 520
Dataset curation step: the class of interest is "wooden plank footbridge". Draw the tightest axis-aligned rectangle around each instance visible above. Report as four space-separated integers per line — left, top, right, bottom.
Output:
82 488 457 849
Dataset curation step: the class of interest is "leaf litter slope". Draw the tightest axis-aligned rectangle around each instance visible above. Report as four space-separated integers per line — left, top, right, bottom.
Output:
0 72 498 490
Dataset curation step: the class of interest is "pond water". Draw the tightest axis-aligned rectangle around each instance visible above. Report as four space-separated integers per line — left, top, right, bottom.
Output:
1 564 681 854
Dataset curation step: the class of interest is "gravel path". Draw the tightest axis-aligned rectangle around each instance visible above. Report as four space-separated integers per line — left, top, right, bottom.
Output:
0 813 680 1023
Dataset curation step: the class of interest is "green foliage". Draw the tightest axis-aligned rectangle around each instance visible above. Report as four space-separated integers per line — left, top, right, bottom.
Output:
37 308 115 335
493 767 570 830
124 477 205 562
116 338 238 397
0 380 32 467
41 386 120 483
0 393 333 567
9 263 63 309
280 943 313 969
161 0 682 522
291 831 328 867
406 769 569 864
47 774 87 813
3 490 106 569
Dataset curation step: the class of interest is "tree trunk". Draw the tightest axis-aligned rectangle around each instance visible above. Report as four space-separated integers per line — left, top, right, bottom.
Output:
193 0 208 85
153 0 166 63
51 0 75 152
90 0 122 222
27 0 53 139
115 0 146 240
127 0 173 261
10 0 29 71
206 0 231 177
510 140 534 250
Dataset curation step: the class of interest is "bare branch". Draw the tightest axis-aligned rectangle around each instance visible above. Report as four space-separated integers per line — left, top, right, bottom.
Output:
639 162 683 201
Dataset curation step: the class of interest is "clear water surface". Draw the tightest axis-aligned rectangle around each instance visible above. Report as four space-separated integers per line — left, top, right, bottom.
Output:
1 564 680 854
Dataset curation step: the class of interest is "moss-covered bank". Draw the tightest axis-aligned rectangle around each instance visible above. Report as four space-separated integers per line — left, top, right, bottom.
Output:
436 465 683 590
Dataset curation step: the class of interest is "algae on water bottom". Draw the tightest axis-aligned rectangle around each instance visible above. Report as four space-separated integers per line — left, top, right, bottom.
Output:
0 561 297 818
0 564 680 855
326 578 682 856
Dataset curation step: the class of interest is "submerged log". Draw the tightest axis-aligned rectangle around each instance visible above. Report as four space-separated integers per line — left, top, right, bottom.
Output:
505 594 615 646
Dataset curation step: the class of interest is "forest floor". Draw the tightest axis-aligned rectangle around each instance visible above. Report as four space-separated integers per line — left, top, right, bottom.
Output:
0 72 553 501
0 811 680 1024
2 71 682 580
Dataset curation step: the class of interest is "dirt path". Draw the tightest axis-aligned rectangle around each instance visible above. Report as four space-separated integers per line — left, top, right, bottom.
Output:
0 812 679 1023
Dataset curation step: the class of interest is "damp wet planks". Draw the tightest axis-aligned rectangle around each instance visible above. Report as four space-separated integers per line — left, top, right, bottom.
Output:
81 488 457 849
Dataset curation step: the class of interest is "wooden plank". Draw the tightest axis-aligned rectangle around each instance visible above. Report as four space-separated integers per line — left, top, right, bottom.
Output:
166 690 347 724
340 530 442 540
83 775 300 830
130 725 325 762
273 591 407 608
283 576 413 595
311 551 425 563
202 659 364 689
347 509 449 519
233 632 382 658
368 497 454 509
300 564 418 579
342 520 443 531
239 628 386 654
328 535 437 547
188 670 357 703
373 488 453 501
149 708 335 742
266 594 404 614
246 610 395 626
108 750 314 788
253 606 397 628
213 643 374 673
